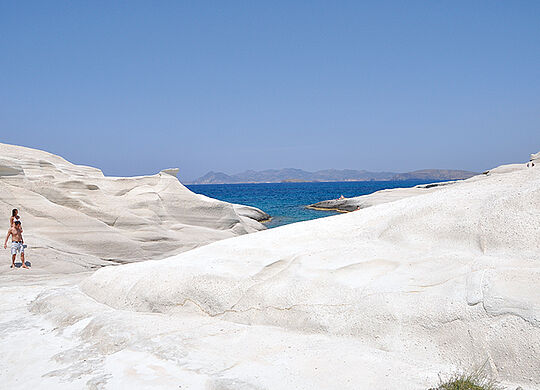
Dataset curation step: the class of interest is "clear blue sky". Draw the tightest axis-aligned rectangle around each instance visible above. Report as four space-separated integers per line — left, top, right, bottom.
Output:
1 1 539 181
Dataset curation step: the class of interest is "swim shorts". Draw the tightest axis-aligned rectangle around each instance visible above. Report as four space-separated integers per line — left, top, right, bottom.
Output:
11 242 25 255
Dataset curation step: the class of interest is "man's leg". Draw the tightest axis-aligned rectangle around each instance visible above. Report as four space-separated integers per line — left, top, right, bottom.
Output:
11 254 16 268
20 252 28 269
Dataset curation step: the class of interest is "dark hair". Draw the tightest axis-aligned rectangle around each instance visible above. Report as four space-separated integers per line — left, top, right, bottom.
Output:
14 220 21 225
12 209 18 217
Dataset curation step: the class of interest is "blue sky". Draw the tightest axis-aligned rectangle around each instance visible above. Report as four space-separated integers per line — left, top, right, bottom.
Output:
1 1 539 180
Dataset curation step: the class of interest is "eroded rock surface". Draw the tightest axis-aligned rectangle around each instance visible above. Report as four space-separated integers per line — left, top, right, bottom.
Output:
74 151 540 388
0 143 268 272
2 148 539 389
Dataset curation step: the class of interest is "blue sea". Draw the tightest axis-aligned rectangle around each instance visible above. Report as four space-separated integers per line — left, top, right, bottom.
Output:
187 180 438 229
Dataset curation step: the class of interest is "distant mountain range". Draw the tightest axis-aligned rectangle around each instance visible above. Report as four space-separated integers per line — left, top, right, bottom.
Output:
188 168 478 184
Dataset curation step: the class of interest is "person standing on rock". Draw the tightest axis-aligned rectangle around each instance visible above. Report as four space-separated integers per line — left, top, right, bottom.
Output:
8 209 24 259
4 220 28 269
10 208 21 227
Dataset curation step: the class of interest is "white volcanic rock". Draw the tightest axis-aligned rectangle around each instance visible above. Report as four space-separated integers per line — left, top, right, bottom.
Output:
0 143 267 272
3 275 449 390
69 152 540 389
4 151 538 390
307 181 457 212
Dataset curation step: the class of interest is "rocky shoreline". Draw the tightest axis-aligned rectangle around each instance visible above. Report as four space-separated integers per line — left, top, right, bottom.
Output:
1 147 539 389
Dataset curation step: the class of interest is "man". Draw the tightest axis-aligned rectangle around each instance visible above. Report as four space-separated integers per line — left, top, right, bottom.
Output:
4 220 28 269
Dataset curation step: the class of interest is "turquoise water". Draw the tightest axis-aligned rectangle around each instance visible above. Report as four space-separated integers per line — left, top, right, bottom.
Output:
187 180 438 228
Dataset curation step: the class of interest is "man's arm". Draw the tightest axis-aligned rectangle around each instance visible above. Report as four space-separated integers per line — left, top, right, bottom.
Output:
4 230 12 249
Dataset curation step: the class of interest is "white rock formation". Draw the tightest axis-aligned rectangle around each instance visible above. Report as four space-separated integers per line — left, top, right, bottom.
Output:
0 143 268 272
307 180 457 212
20 152 539 389
306 159 535 213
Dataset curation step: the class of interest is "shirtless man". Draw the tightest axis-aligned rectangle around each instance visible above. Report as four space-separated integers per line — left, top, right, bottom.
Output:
4 221 27 269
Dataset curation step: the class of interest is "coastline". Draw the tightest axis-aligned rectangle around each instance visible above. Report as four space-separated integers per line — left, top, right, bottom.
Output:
1 147 539 389
188 180 439 228
186 177 473 185
305 205 350 213
306 180 461 213
17 151 539 389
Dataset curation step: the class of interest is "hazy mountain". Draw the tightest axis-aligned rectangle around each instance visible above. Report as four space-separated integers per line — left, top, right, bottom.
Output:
390 169 478 181
189 168 478 184
194 171 233 184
